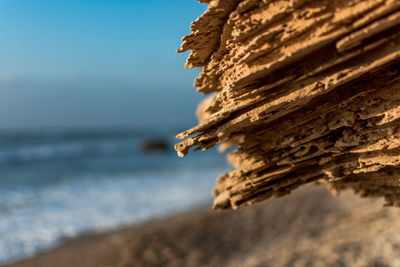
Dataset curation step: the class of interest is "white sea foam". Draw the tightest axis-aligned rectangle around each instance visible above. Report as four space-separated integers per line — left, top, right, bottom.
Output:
0 166 226 264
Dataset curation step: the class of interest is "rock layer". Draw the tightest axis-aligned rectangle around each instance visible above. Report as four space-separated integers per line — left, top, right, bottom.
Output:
176 0 400 210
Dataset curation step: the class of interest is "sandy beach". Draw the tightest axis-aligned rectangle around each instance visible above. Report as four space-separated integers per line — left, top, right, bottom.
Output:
5 1 400 267
5 184 400 267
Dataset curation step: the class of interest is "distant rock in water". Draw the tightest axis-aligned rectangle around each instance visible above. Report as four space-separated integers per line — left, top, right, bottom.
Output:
139 138 170 153
176 0 400 209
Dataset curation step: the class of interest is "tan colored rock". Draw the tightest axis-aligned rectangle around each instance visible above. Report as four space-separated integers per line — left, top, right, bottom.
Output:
176 0 400 210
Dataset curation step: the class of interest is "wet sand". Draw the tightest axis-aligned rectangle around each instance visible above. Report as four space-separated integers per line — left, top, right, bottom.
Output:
5 184 400 267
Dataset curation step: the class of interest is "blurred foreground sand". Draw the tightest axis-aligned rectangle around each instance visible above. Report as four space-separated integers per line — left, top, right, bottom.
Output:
6 184 400 267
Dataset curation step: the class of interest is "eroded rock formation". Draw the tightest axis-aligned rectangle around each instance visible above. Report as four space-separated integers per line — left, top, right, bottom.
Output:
176 0 400 210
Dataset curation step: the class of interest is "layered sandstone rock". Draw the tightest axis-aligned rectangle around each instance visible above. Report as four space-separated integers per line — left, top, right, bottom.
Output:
176 0 400 210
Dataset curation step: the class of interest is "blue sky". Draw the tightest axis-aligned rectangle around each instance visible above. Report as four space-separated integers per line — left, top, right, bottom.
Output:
0 0 206 129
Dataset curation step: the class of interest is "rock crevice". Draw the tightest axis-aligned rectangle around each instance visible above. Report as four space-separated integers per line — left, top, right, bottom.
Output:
176 0 400 210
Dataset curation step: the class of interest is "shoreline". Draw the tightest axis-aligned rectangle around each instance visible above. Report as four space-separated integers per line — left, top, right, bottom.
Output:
1 203 213 267
5 184 400 267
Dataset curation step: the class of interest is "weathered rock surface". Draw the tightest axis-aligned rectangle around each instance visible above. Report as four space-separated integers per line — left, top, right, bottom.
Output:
176 0 400 210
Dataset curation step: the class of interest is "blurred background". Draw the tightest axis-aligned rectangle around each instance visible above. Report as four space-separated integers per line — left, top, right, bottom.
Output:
0 0 229 264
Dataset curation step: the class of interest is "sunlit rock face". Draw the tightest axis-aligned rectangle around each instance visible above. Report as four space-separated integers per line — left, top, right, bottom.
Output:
176 0 400 210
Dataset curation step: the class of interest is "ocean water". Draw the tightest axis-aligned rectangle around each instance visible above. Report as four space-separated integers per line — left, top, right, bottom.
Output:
0 129 229 264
